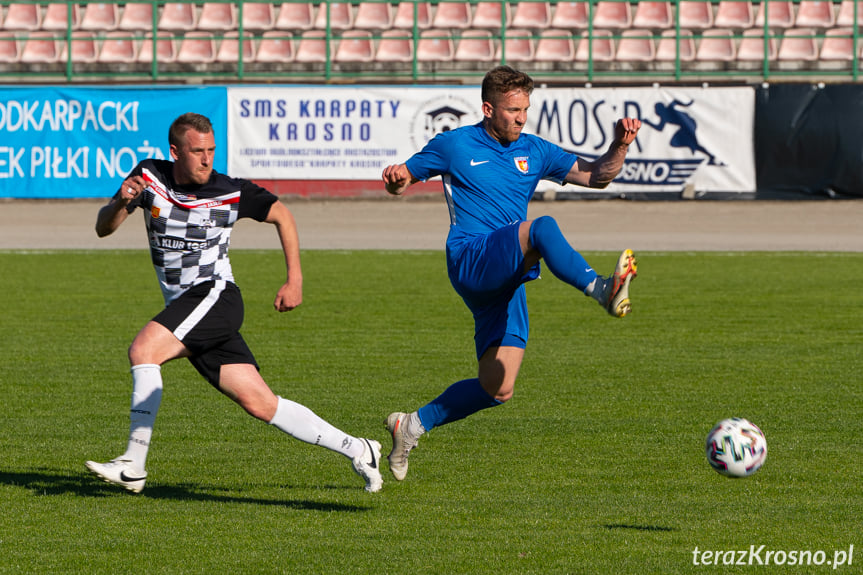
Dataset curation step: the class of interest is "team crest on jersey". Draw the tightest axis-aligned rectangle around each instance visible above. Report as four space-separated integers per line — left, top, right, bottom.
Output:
514 157 529 174
151 207 160 219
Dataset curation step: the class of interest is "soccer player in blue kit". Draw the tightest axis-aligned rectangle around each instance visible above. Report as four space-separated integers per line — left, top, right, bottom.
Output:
380 66 642 481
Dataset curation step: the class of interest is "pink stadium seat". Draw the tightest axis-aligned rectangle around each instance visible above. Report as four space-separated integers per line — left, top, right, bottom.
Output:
495 28 535 61
0 32 21 62
295 30 328 62
176 31 217 63
616 29 656 61
511 2 552 29
656 29 696 61
819 27 855 60
454 29 495 61
98 31 138 63
159 3 197 31
778 28 818 60
714 1 754 28
755 0 795 28
354 2 394 29
592 2 632 29
417 29 455 61
80 3 119 31
241 3 275 31
314 3 354 30
3 4 41 31
334 29 375 62
836 0 863 26
198 3 237 31
534 28 574 61
472 2 510 28
696 28 736 61
119 3 155 31
376 29 414 62
137 33 178 63
41 3 80 31
393 2 432 29
216 31 255 62
576 29 615 61
275 3 315 30
255 30 294 62
20 32 61 63
737 29 778 60
550 2 588 29
63 32 97 64
632 2 673 29
432 2 472 29
795 1 835 27
678 1 714 29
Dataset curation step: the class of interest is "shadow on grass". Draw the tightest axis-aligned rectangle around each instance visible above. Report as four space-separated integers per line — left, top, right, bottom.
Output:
0 468 372 512
603 523 677 532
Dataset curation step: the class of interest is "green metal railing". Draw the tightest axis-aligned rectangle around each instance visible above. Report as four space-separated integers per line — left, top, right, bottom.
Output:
0 0 859 84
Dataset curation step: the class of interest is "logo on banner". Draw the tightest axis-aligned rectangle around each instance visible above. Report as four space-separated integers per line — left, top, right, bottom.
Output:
642 99 724 167
409 95 481 149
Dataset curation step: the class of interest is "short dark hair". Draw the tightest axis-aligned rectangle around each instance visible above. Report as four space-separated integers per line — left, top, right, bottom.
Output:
481 66 534 106
169 113 213 147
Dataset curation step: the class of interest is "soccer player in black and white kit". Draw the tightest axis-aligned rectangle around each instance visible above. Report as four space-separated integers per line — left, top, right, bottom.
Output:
85 112 383 493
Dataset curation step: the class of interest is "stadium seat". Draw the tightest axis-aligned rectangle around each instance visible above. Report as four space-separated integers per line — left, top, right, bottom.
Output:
118 3 155 32
472 2 511 29
215 31 255 62
393 2 432 29
3 4 41 31
454 29 496 61
197 3 237 31
534 28 575 61
576 29 615 61
432 2 472 29
417 29 455 61
159 3 197 31
241 3 276 31
550 2 588 29
63 33 97 64
616 29 656 61
714 1 754 28
632 2 673 29
41 3 80 31
819 27 855 60
334 29 374 62
592 2 632 29
495 28 535 61
255 30 294 62
80 3 119 31
375 29 413 62
20 32 61 63
295 30 329 62
0 32 21 62
737 29 778 60
98 31 138 63
778 28 818 60
314 3 354 30
354 2 394 29
696 28 736 61
511 2 552 29
677 1 714 29
836 0 863 26
275 3 315 30
655 29 696 61
755 1 795 28
137 32 178 63
176 31 217 63
795 1 835 27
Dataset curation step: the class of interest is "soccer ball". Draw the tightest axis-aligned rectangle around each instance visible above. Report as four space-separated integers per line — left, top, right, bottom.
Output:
705 417 767 477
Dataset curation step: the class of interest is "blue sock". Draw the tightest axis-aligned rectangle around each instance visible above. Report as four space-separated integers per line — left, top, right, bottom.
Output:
417 378 502 431
529 215 598 292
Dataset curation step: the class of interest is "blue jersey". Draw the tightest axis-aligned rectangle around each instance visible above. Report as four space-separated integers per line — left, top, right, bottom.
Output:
405 122 577 239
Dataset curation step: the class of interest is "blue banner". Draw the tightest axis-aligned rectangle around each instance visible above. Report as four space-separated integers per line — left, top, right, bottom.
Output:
0 86 227 198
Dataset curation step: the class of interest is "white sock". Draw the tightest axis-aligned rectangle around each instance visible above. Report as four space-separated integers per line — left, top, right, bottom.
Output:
584 276 608 303
122 364 163 474
407 412 426 439
268 396 362 459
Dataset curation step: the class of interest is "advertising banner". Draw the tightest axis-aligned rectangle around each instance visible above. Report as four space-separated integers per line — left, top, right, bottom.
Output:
0 87 227 198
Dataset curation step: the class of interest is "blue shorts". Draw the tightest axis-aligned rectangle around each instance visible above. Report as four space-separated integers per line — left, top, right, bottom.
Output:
446 222 541 359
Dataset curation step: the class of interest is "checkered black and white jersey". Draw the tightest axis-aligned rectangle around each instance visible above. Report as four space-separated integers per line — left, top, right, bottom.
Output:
121 159 277 305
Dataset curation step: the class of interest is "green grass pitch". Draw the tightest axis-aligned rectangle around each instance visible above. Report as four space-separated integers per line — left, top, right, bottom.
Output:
0 249 860 574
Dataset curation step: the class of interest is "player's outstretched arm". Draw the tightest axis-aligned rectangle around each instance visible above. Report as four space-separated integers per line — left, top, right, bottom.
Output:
95 175 146 237
564 118 641 189
266 200 303 312
382 163 418 196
